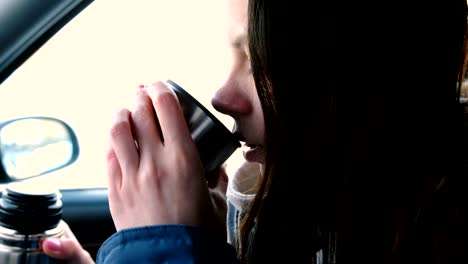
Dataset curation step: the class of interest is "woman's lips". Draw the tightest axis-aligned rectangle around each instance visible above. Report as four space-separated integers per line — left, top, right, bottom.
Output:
232 126 265 163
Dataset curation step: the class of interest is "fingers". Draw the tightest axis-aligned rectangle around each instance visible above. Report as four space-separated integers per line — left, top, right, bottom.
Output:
131 89 163 162
106 81 209 231
107 142 122 189
42 222 94 264
109 109 139 187
42 238 94 264
146 81 192 145
107 144 123 214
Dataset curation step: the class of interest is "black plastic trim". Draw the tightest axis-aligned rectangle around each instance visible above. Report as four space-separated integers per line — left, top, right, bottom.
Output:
60 187 114 259
0 0 95 85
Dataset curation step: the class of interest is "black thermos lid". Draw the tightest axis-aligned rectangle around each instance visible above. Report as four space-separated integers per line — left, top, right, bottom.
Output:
0 182 62 234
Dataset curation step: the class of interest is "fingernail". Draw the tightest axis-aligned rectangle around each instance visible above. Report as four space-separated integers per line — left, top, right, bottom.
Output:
46 238 62 251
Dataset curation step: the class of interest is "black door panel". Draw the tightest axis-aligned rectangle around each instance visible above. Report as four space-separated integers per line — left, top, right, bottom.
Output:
60 188 115 259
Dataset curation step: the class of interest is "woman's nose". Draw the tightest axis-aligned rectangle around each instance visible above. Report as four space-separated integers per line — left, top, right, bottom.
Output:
211 81 251 117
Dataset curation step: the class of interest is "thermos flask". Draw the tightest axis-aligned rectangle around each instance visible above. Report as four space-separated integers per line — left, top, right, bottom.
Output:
0 182 64 263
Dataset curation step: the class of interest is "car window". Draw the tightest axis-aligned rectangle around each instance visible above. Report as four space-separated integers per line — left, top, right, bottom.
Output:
0 0 243 190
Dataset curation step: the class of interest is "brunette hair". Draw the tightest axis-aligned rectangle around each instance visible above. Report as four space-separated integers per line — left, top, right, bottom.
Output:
236 1 468 263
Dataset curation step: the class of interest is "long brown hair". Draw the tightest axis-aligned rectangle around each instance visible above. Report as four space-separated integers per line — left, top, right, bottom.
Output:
236 1 468 263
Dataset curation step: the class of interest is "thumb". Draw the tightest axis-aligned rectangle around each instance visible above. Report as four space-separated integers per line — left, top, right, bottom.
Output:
42 238 94 264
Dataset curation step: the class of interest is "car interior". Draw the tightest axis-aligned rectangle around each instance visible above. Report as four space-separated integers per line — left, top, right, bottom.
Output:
0 0 241 260
1 0 467 262
0 0 114 259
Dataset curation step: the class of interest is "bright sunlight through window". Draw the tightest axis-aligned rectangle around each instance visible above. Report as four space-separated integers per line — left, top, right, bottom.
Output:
0 0 244 189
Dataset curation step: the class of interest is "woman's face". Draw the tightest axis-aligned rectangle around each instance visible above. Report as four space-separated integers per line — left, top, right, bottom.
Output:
211 0 265 164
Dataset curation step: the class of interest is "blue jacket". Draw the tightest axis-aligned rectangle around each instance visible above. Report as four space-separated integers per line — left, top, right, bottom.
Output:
96 225 239 264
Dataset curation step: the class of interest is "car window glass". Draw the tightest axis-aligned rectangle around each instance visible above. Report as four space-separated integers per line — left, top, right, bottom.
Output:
0 0 243 189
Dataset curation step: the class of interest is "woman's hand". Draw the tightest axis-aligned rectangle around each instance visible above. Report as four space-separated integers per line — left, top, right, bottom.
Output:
107 82 222 236
41 221 95 264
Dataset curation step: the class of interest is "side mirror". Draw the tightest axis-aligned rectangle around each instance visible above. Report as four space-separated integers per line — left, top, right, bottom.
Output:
0 117 79 183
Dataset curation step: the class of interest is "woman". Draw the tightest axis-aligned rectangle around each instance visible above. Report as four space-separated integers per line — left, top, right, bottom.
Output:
43 0 468 263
